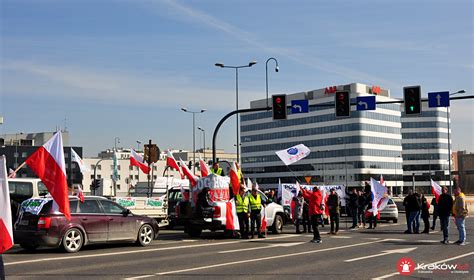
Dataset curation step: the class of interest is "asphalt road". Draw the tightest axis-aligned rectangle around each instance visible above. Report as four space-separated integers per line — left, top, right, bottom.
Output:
3 216 473 280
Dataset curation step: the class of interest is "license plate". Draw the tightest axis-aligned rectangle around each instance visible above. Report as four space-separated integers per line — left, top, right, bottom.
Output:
19 220 29 226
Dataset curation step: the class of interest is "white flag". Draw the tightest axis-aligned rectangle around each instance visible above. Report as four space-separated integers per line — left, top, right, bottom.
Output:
71 148 89 174
370 178 387 216
275 144 311 165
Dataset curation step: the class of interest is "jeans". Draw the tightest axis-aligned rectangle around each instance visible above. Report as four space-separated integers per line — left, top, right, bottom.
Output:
368 214 377 228
455 217 466 242
295 218 302 233
358 206 367 225
431 211 438 229
351 208 359 227
330 212 339 233
250 211 262 236
310 214 322 240
237 212 249 237
408 211 421 233
440 215 450 241
303 210 312 232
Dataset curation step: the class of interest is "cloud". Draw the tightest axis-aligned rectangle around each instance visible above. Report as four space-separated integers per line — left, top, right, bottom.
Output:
1 60 260 111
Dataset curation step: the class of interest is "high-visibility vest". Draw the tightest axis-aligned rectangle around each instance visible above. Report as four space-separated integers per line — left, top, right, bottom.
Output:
211 168 223 176
236 194 249 213
248 194 262 211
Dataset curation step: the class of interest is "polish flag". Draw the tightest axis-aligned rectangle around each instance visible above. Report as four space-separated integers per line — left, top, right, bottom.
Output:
179 158 198 187
229 162 241 196
370 178 387 217
166 150 183 179
77 185 85 203
130 149 150 174
246 178 252 191
71 148 89 174
260 206 267 232
225 199 240 230
25 131 70 220
431 179 442 203
379 174 385 186
199 157 210 177
321 188 330 216
0 155 14 253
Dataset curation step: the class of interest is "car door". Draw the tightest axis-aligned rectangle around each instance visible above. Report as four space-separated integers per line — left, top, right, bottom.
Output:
77 199 108 242
99 199 136 241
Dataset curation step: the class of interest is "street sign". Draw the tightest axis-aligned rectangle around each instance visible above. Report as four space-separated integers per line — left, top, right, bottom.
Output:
428 91 450 107
356 96 376 111
291 99 309 114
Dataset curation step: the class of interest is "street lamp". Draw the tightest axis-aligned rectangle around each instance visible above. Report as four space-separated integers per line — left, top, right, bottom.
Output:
14 132 24 168
114 137 120 151
136 140 141 151
337 138 348 188
447 90 465 194
266 58 279 108
181 108 206 173
215 60 257 163
197 126 206 161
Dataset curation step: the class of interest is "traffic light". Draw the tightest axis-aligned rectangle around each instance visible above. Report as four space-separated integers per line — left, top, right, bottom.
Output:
404 86 421 115
97 179 103 189
272 94 287 120
335 91 350 117
90 179 97 190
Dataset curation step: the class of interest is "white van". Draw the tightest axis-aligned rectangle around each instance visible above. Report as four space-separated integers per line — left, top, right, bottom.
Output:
8 178 49 203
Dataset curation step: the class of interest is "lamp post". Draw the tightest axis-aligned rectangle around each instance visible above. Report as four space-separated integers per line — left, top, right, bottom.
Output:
265 58 279 108
14 132 24 167
337 138 348 189
394 155 401 196
447 90 465 194
181 108 206 173
114 137 120 151
197 126 206 161
215 60 257 163
136 140 141 182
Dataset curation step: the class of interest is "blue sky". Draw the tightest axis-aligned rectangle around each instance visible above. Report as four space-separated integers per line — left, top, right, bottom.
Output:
1 0 473 157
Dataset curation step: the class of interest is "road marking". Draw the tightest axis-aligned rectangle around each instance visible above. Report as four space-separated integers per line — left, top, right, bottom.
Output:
372 251 474 279
4 234 298 266
365 238 381 240
331 236 351 239
124 239 390 279
218 242 305 254
345 247 417 262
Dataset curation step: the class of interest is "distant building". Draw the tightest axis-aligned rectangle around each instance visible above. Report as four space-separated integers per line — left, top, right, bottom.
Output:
453 151 474 194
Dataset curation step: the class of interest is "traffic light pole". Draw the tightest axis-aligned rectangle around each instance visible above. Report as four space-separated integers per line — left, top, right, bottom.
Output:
93 159 104 195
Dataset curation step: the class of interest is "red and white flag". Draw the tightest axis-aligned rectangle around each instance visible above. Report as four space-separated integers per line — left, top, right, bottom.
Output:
0 155 14 253
370 178 387 217
379 174 385 186
25 131 71 220
179 158 198 187
77 185 85 203
225 199 240 231
199 157 210 177
166 150 183 179
260 206 267 232
130 149 150 174
431 179 442 203
229 162 241 196
71 148 89 174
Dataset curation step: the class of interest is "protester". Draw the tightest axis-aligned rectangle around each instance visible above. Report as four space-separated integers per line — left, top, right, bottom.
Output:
326 188 340 234
267 189 276 203
211 162 225 176
367 197 377 230
404 190 421 234
248 185 264 238
302 198 312 233
347 189 359 229
358 190 368 228
453 187 468 245
430 196 439 230
438 186 453 244
420 193 430 234
300 187 324 243
235 186 250 239
403 190 413 233
292 192 305 234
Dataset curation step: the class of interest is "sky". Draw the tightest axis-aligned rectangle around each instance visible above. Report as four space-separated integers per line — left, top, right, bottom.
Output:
1 0 473 157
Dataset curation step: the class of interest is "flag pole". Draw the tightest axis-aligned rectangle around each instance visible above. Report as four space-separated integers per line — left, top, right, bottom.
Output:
12 161 27 174
284 165 301 184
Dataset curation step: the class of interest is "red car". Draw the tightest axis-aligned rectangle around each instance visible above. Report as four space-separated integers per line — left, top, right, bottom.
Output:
14 196 160 253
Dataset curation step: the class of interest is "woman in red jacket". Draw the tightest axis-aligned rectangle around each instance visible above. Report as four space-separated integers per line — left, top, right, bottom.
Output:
300 187 324 243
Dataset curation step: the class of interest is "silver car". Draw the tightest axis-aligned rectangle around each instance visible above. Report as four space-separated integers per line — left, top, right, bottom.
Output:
379 198 398 223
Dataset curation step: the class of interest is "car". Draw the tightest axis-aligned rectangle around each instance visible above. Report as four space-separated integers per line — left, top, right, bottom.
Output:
379 198 399 223
14 196 160 253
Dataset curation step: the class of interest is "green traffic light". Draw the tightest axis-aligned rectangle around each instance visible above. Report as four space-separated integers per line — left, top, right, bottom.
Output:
410 106 414 111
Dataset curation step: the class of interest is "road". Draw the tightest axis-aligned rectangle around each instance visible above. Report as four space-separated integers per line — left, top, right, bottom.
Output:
3 216 473 279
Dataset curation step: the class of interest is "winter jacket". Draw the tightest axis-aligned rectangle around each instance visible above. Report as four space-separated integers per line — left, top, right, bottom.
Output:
300 188 324 216
347 192 359 209
421 195 430 218
438 193 453 217
327 193 340 214
453 192 468 218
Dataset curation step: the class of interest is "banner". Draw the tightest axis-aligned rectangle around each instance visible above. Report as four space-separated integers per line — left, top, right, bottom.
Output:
191 174 231 205
117 197 136 208
146 197 164 207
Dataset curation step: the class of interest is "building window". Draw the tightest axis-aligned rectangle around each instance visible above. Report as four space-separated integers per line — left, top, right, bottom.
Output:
91 165 95 170
129 166 133 171
64 153 69 158
117 185 121 190
21 152 28 158
97 165 101 170
14 152 19 158
97 175 102 179
135 175 139 180
90 175 94 180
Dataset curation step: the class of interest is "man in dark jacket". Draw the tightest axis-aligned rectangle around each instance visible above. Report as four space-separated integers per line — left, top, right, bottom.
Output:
347 189 359 229
405 191 421 233
403 190 413 233
326 189 340 234
420 193 430 233
438 186 453 244
430 197 439 230
357 190 367 228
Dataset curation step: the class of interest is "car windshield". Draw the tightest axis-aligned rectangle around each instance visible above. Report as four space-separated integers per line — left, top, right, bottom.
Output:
38 182 49 196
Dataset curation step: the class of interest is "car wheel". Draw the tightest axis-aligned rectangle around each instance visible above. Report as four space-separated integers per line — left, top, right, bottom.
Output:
62 228 84 253
393 218 398 223
20 243 39 251
137 224 154 246
272 214 284 234
187 225 202 238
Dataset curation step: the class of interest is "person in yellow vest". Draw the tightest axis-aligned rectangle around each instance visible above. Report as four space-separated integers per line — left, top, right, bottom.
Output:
211 162 225 176
236 185 250 239
248 185 265 238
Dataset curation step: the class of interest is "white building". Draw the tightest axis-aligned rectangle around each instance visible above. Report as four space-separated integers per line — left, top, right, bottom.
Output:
241 83 404 193
401 103 450 193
